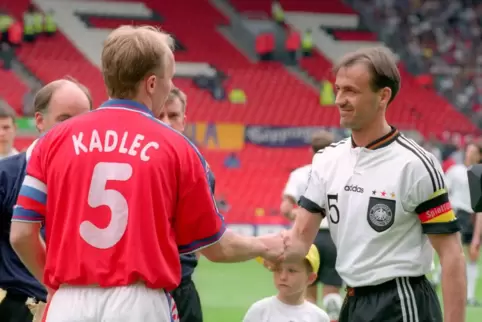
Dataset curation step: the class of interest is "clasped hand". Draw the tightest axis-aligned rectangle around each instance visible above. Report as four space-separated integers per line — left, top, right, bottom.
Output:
256 230 303 269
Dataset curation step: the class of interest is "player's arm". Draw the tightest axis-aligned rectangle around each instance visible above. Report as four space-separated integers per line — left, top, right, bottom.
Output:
9 144 47 285
280 171 303 221
175 144 281 263
472 213 482 248
408 161 465 322
285 154 325 262
280 195 296 221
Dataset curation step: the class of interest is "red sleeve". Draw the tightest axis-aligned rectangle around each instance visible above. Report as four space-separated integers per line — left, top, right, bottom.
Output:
175 143 226 254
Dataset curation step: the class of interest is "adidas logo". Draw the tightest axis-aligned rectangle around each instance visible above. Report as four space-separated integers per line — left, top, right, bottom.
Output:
344 185 364 193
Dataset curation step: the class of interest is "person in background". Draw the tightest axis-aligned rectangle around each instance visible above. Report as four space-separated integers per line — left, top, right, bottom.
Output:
0 77 92 322
301 29 313 56
224 152 240 169
280 130 343 321
22 7 35 42
43 10 56 36
243 245 330 322
159 87 206 322
271 1 284 24
445 142 482 306
0 106 17 159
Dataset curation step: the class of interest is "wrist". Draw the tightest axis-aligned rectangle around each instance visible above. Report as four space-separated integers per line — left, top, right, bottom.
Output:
253 236 269 258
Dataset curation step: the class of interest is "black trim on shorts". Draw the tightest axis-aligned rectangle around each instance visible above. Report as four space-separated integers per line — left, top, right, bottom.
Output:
299 196 324 214
396 136 444 193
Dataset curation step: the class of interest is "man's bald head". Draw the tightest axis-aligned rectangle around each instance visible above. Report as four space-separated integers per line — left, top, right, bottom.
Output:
34 77 92 133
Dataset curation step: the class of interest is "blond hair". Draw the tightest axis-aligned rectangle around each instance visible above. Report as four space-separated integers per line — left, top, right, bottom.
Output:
333 46 401 105
166 87 187 112
101 25 175 99
34 76 92 113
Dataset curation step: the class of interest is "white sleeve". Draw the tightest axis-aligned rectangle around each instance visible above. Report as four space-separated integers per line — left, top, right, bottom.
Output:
444 166 456 192
283 170 305 202
299 153 325 213
403 154 459 235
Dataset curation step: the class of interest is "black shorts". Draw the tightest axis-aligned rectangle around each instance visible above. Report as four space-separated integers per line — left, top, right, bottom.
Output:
0 290 33 322
312 229 343 287
170 277 203 322
456 209 474 244
340 276 442 322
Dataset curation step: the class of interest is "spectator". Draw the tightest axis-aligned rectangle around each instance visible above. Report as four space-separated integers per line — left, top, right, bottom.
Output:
224 152 240 169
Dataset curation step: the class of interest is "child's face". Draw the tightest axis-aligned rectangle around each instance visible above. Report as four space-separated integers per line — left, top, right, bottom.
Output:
273 261 316 297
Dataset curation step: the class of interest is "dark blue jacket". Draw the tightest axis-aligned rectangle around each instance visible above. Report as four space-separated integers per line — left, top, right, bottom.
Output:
0 152 47 301
179 168 216 280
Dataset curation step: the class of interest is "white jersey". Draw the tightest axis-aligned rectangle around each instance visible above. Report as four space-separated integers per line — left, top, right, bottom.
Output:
283 164 329 229
445 164 473 213
243 296 330 322
300 129 458 287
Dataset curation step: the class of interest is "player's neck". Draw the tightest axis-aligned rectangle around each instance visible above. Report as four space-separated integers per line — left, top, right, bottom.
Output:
276 291 305 306
351 120 391 148
0 144 12 156
116 95 153 112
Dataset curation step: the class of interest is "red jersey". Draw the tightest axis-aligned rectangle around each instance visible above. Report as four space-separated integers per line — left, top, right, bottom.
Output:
12 99 225 290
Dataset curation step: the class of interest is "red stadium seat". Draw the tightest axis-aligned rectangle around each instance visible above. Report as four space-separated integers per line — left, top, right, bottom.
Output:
3 0 478 223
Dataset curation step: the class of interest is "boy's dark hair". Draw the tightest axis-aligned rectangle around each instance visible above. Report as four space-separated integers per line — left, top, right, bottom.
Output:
0 105 16 122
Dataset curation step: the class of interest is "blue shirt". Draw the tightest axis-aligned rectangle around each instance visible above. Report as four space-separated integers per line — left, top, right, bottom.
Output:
179 168 216 280
0 152 47 301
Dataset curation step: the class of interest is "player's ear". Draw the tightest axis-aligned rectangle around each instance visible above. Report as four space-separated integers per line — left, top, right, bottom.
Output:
34 112 45 132
307 272 317 285
379 87 392 108
146 74 157 96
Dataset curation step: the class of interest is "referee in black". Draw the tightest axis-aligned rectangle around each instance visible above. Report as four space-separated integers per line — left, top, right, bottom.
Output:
0 78 91 321
159 87 209 322
280 46 466 322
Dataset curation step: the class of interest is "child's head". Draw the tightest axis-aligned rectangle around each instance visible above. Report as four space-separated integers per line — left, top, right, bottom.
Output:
272 245 319 298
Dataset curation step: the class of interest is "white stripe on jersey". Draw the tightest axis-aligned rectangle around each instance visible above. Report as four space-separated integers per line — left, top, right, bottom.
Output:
23 175 47 193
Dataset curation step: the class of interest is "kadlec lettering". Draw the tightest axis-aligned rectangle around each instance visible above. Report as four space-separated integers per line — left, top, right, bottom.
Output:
72 130 159 162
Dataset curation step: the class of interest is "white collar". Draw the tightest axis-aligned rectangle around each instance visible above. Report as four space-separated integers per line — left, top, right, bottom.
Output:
26 139 38 161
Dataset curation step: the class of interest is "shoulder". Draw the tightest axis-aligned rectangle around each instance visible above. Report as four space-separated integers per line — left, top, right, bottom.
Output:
302 301 330 321
247 296 274 312
0 152 27 181
0 152 27 168
445 163 464 176
0 153 27 177
290 164 311 177
394 135 442 176
313 138 349 163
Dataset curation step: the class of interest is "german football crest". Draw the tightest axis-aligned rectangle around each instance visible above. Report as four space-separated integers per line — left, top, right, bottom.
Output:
367 197 396 232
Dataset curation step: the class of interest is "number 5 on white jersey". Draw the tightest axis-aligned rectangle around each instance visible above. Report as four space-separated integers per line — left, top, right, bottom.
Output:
80 162 133 249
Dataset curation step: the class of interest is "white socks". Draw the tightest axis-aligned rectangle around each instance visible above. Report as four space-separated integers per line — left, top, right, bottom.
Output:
467 261 478 300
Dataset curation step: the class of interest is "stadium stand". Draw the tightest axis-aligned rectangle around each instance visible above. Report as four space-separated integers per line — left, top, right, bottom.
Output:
0 69 28 114
0 0 480 225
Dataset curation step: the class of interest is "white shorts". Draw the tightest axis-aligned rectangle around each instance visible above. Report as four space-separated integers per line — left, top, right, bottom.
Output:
44 284 178 322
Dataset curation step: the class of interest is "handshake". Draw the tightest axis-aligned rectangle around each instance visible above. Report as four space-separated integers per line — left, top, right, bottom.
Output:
254 230 303 267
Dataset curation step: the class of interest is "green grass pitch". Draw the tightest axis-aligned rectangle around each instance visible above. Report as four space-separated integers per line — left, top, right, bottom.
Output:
194 257 482 321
